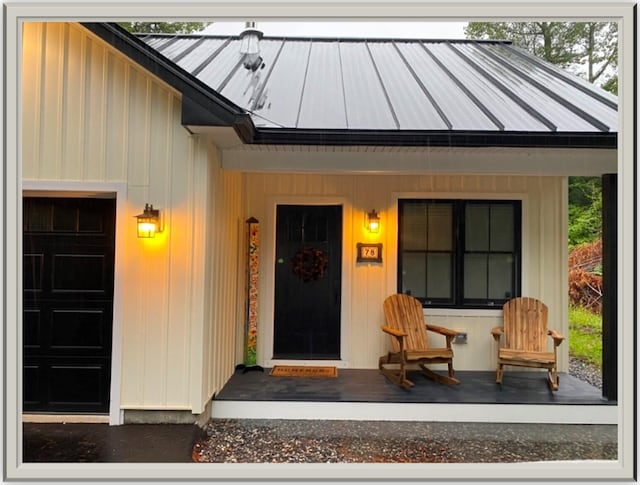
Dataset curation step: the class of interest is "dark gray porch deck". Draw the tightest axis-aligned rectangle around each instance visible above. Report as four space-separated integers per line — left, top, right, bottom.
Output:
212 368 615 424
216 368 610 405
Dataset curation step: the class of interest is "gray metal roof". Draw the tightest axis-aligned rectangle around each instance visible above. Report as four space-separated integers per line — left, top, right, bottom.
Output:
137 33 617 134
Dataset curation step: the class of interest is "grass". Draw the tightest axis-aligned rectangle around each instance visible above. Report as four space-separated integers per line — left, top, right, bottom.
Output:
568 305 602 368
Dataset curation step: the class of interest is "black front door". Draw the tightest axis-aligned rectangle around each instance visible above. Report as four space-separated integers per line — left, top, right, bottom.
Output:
23 197 116 413
273 205 342 360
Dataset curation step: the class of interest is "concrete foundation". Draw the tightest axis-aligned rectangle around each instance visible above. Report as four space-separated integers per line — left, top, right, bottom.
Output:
123 400 212 427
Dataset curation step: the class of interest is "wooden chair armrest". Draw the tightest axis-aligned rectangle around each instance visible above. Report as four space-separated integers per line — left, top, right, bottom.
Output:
425 324 458 337
491 326 504 341
425 324 457 348
548 329 565 346
381 325 406 339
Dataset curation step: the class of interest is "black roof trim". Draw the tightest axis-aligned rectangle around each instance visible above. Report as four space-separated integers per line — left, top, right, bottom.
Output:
81 23 254 131
248 128 617 149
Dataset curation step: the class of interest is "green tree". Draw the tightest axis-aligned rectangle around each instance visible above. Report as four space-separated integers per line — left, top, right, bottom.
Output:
568 177 602 248
119 22 209 34
465 21 617 93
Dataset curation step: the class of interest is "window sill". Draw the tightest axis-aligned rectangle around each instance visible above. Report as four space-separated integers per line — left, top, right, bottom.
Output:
423 308 503 318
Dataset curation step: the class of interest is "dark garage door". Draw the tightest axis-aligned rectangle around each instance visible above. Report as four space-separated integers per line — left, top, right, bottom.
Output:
23 197 116 413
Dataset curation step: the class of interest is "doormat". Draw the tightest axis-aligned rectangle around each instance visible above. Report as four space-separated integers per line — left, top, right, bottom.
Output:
269 365 338 378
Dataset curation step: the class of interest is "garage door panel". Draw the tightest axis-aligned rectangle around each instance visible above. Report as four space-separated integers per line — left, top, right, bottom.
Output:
48 364 108 407
23 358 110 412
50 309 108 350
23 253 44 291
52 254 109 293
23 197 115 414
24 300 112 356
23 310 42 348
23 365 41 406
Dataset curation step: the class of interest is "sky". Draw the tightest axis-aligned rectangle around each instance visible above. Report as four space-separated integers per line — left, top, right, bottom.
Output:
203 21 468 40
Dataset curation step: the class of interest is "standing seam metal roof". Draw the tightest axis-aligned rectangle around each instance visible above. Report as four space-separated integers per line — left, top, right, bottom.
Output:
137 33 617 135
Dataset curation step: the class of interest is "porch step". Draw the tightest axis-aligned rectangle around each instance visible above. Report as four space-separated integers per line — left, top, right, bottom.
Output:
211 369 616 424
211 400 616 424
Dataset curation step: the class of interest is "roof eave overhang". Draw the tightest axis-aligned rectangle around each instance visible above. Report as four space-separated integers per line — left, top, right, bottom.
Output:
81 22 255 132
248 129 617 149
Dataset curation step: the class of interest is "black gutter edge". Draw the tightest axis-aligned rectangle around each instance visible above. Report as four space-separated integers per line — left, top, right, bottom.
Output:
247 129 617 149
80 22 256 139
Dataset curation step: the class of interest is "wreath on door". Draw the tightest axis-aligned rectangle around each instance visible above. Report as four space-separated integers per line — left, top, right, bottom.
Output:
292 246 329 282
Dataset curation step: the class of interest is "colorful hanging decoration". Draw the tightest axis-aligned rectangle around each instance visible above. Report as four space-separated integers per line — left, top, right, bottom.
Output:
242 217 262 372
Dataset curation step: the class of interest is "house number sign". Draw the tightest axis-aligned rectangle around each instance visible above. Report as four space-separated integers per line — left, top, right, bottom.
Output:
356 243 382 263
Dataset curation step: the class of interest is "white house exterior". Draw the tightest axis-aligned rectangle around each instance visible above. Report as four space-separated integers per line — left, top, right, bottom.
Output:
20 21 618 425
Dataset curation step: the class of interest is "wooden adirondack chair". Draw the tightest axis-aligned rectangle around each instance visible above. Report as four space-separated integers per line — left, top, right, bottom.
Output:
491 297 565 391
379 294 460 388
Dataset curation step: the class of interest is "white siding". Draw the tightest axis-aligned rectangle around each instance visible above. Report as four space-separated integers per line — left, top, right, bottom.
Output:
201 148 245 404
21 22 237 414
245 173 569 371
22 21 572 417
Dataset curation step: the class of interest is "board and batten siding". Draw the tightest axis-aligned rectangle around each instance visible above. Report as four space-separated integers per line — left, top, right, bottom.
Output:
245 173 569 372
21 22 241 416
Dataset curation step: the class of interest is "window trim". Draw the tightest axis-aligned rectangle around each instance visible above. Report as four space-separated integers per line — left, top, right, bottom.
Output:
397 198 522 309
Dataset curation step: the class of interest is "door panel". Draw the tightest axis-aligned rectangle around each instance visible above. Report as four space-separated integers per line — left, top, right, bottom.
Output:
23 197 115 413
273 205 342 360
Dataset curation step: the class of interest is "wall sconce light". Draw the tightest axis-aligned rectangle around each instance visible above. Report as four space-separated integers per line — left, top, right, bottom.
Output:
135 203 162 238
366 209 380 233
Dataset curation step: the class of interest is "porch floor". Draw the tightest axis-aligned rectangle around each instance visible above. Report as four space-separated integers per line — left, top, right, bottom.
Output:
211 368 615 424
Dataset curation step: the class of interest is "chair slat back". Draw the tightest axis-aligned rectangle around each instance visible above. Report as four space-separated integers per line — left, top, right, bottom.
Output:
383 294 429 352
502 297 548 351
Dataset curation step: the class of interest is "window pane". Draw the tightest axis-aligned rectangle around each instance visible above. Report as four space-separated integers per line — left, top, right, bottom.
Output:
427 203 452 250
488 254 514 299
426 253 451 299
399 199 519 307
465 204 489 251
401 202 427 250
490 205 514 251
401 252 426 298
464 253 487 299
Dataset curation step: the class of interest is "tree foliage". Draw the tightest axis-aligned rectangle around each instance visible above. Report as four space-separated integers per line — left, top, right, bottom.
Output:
464 21 617 93
119 22 209 34
568 177 602 248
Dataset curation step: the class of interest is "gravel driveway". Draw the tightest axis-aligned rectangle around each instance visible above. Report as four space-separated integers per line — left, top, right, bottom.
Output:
194 357 612 464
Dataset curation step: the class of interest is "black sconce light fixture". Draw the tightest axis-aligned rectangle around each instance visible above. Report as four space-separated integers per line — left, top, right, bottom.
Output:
135 203 162 238
366 209 380 233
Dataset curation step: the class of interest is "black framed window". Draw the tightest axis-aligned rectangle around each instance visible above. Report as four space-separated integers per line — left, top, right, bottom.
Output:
398 199 521 308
